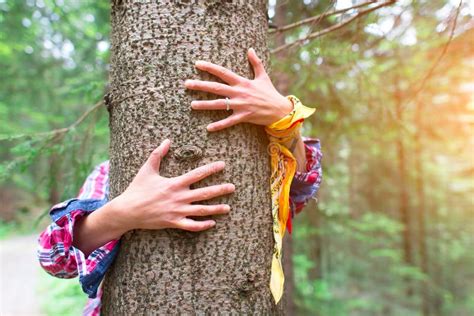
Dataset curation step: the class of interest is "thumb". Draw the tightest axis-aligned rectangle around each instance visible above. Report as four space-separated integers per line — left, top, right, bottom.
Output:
145 139 171 174
248 48 266 78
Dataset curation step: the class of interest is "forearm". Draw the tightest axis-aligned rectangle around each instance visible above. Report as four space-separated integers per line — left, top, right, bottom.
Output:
292 135 307 173
72 200 128 257
282 133 306 173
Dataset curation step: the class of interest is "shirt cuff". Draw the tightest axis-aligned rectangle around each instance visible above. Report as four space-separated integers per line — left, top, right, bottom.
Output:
50 198 120 298
289 138 323 215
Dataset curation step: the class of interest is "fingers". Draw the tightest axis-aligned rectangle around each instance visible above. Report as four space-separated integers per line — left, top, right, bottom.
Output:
185 183 235 203
174 218 216 232
247 48 266 78
185 80 235 97
183 204 230 217
191 98 243 111
207 113 246 132
178 161 226 186
144 139 171 174
194 61 242 86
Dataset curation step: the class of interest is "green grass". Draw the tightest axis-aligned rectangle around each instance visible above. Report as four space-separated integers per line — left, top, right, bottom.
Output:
0 220 19 239
38 269 88 316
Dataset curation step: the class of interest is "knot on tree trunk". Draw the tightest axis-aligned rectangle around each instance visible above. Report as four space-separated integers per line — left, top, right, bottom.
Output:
174 145 203 162
235 272 257 296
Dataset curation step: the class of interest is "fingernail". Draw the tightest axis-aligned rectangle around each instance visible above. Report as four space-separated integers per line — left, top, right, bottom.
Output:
216 161 225 168
228 183 236 191
210 221 216 227
224 205 230 212
249 48 255 53
195 60 205 67
184 79 192 86
207 125 214 132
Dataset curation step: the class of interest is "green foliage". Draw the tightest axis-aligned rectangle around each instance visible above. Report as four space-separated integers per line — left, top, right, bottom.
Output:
0 0 110 218
1 0 473 315
0 219 18 239
38 270 87 316
273 1 474 315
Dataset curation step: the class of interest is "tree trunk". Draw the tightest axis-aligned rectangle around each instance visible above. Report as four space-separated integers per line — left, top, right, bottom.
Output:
414 100 430 315
394 75 414 297
47 153 61 206
102 0 282 314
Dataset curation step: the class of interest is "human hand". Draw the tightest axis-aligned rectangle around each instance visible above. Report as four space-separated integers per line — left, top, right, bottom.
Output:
185 48 294 132
111 139 235 232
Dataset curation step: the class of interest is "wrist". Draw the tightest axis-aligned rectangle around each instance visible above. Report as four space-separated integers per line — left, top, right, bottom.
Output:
265 95 315 142
281 129 301 152
72 200 128 256
269 95 294 125
99 197 132 236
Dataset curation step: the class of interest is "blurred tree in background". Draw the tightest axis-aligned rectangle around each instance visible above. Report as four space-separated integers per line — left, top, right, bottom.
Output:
0 0 472 315
0 0 110 221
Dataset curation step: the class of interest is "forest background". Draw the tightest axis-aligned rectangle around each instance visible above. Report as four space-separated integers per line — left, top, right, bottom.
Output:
0 0 473 315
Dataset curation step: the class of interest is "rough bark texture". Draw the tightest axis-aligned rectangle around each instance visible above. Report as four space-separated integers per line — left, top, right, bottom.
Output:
102 0 282 314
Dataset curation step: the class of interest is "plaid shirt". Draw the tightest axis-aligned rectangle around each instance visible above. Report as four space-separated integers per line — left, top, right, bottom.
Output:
37 138 322 315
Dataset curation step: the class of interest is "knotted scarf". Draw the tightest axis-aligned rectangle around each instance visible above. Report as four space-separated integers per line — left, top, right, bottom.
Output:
264 95 316 304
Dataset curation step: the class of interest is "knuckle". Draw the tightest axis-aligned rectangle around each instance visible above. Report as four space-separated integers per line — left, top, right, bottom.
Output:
163 218 175 229
166 178 181 190
149 151 162 161
201 190 211 200
235 88 251 100
218 185 227 195
189 167 204 181
241 111 252 121
214 84 224 94
233 99 246 107
197 207 206 216
217 68 227 77
240 79 252 88
206 164 218 175
217 206 226 213
199 166 210 178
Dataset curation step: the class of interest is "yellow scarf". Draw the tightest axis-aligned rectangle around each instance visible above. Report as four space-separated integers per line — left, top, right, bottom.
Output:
264 95 316 304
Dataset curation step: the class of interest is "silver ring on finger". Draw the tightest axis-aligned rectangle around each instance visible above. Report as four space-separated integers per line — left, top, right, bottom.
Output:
225 97 230 111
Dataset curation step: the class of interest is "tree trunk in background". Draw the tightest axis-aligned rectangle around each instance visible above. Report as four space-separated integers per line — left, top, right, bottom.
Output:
273 1 296 314
394 75 414 297
414 100 430 315
307 200 323 281
47 153 61 205
430 198 444 315
102 1 281 314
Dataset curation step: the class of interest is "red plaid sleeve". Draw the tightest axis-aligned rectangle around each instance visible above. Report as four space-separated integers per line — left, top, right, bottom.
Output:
37 161 112 278
287 137 323 233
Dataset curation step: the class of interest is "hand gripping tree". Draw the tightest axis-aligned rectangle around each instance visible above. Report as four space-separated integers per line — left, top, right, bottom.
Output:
101 0 280 313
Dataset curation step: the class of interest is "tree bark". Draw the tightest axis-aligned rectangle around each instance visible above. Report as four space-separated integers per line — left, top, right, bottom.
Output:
102 0 282 314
